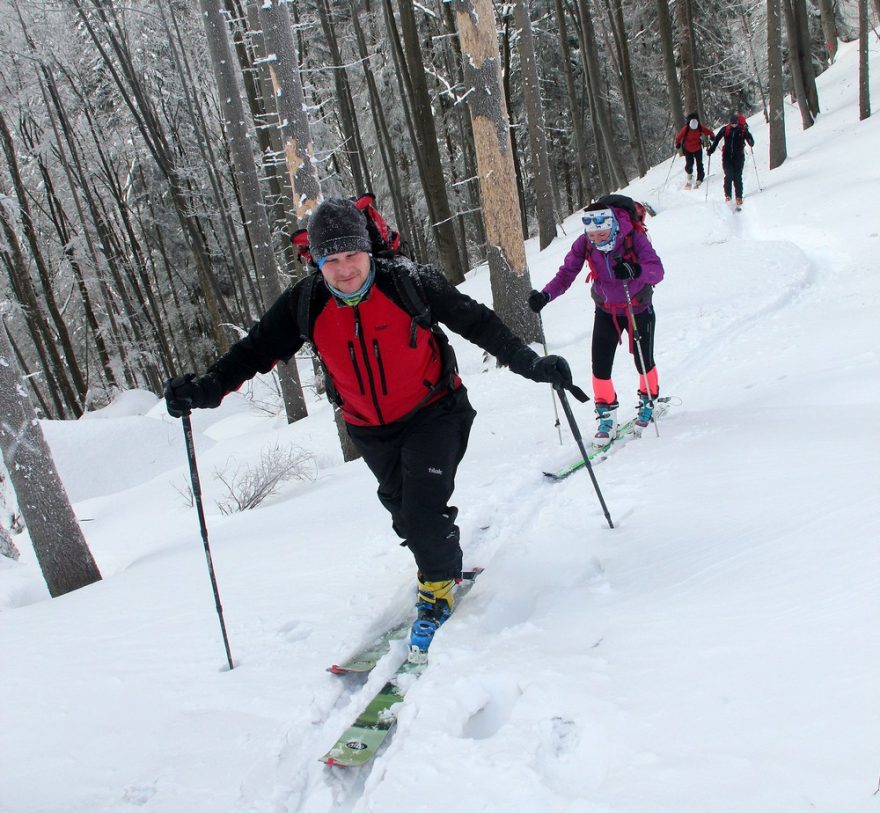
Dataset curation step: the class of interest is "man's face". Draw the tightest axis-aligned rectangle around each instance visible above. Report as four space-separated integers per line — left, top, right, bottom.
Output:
320 251 371 294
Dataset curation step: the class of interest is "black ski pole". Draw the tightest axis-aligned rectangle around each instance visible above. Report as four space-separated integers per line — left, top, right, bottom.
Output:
181 414 234 670
535 316 564 445
553 385 614 530
749 146 763 192
621 280 660 438
658 151 678 202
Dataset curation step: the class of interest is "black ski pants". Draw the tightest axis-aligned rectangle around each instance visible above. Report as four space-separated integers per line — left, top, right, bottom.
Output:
684 149 706 182
722 154 746 199
347 387 476 581
592 306 656 391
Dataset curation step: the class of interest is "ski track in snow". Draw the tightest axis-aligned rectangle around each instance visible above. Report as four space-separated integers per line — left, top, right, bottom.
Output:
267 195 832 810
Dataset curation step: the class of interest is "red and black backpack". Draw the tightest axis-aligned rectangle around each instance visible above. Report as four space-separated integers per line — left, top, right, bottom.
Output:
591 194 653 263
290 192 410 268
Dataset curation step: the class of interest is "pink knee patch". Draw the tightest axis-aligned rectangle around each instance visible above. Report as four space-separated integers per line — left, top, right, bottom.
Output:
593 376 616 404
642 367 659 397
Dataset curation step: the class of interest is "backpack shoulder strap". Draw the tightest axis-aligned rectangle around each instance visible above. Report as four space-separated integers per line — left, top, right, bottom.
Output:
296 272 320 344
390 261 432 325
622 232 637 263
387 260 435 348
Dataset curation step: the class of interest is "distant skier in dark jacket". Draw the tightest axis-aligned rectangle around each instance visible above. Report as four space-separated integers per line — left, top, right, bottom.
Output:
674 112 714 189
708 112 755 206
163 198 577 658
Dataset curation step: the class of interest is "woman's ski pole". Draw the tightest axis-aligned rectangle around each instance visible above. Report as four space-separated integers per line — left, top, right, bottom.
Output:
181 414 234 671
659 151 678 199
536 318 564 445
553 385 614 530
704 154 712 202
750 146 763 192
621 280 659 438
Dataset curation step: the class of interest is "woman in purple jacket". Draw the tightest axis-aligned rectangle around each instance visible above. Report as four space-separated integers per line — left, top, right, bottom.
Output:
528 202 665 446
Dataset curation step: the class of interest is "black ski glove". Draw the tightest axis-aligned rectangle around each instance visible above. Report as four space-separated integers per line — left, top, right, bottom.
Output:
527 355 573 388
163 373 223 418
707 146 715 156
528 289 550 313
613 259 641 280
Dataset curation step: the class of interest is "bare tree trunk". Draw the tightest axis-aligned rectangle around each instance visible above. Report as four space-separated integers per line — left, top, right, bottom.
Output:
792 0 820 118
575 0 627 189
18 79 120 395
70 0 232 351
768 0 787 169
655 0 684 129
675 0 702 120
0 107 84 416
604 0 647 176
258 0 321 225
439 0 488 256
740 7 771 122
452 0 541 343
552 0 592 205
817 0 839 61
349 0 408 236
499 10 530 240
0 317 101 597
397 0 468 283
782 0 815 129
162 3 256 306
513 0 557 249
201 0 308 423
3 323 52 418
859 0 871 120
314 0 372 193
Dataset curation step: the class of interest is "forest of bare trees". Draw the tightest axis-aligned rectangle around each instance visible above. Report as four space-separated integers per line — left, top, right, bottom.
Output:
0 0 873 425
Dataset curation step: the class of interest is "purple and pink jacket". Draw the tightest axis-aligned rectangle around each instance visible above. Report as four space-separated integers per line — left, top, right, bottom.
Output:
542 208 664 316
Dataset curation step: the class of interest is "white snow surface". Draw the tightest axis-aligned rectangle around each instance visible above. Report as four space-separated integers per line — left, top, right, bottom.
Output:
2 43 879 812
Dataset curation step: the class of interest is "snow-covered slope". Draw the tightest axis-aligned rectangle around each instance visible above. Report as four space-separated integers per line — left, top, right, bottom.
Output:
1 41 878 813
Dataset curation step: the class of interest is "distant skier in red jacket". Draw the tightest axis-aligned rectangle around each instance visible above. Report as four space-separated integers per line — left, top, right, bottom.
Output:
674 112 714 189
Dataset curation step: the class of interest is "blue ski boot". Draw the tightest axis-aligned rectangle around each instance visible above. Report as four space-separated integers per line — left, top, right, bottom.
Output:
592 401 619 447
409 576 455 663
635 391 655 429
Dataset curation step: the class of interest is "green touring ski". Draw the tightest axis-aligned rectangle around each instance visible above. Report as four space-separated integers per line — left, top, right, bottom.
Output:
321 569 483 766
544 397 674 481
327 569 483 675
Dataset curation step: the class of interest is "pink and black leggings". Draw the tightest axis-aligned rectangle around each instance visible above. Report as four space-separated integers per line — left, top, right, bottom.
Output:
591 307 658 405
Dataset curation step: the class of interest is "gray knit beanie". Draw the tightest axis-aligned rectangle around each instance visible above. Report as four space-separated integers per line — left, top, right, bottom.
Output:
307 198 371 263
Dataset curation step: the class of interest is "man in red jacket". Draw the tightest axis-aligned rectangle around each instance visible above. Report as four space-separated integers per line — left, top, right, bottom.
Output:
164 198 576 656
674 112 714 189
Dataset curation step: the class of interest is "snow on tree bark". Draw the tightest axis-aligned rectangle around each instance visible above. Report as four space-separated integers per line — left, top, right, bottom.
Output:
453 0 541 343
257 0 320 221
513 0 557 251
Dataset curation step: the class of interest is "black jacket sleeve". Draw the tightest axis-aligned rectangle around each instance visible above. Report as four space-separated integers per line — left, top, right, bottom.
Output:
413 264 540 377
204 284 307 397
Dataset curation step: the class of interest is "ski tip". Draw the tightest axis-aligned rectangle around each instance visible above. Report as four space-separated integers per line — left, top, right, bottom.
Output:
327 665 350 675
